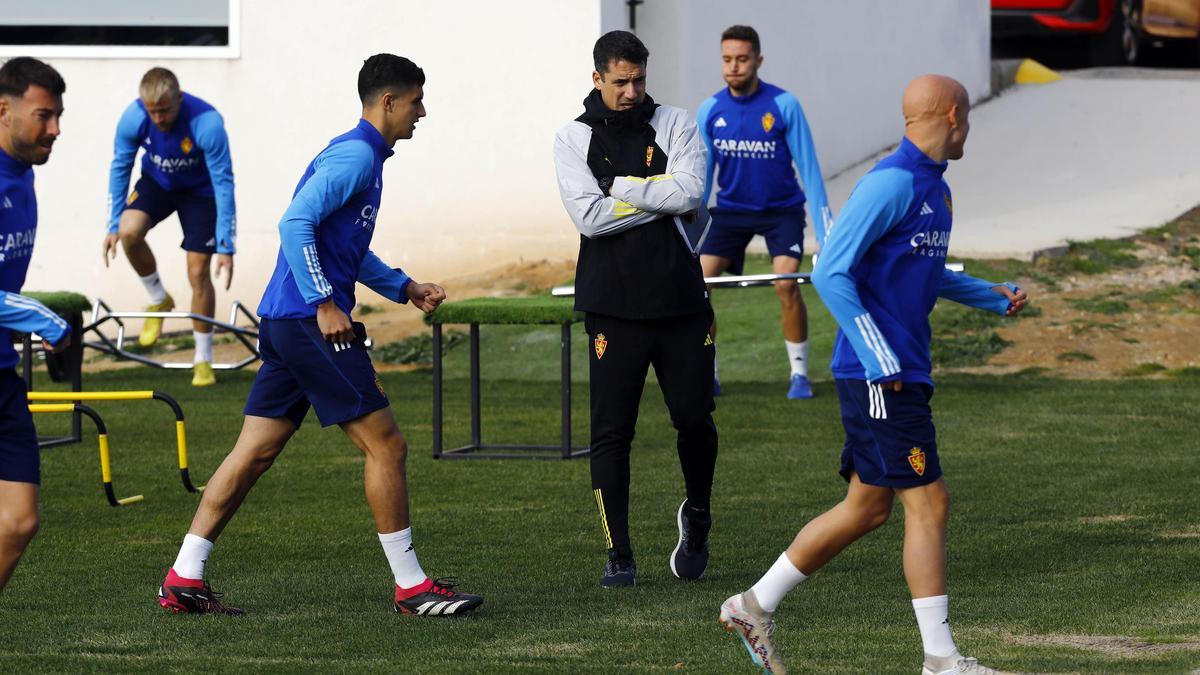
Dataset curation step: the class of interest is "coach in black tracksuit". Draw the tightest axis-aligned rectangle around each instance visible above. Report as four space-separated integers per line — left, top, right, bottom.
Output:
553 31 718 588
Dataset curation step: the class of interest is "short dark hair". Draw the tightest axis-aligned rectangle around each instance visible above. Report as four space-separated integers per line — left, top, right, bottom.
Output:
593 30 649 77
0 56 66 98
721 25 761 54
357 54 425 104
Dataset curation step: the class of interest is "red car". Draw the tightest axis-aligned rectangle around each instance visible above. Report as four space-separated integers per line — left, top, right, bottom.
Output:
993 0 1200 65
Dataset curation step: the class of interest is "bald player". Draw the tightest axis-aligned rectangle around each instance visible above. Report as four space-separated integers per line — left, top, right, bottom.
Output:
718 75 1026 675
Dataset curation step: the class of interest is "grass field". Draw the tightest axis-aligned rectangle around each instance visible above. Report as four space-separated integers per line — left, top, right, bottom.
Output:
1 256 1198 673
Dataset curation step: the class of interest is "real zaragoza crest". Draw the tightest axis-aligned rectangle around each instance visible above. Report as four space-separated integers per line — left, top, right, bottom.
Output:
907 447 926 476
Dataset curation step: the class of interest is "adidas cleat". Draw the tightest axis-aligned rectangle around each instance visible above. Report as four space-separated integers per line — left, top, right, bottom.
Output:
669 499 711 580
139 294 175 347
720 590 785 674
192 361 216 387
157 568 244 616
394 577 483 616
922 653 1013 675
786 374 813 400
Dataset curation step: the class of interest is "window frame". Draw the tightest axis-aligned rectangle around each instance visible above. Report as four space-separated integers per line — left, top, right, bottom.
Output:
0 0 240 60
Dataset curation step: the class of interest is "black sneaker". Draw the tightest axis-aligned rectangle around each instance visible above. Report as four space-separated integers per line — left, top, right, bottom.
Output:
670 499 711 580
394 577 483 616
600 550 636 588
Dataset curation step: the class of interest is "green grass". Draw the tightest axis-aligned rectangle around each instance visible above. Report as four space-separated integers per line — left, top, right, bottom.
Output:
2 254 1199 673
1121 362 1168 377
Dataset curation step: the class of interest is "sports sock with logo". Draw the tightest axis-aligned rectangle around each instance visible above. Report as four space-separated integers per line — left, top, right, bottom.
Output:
379 528 427 590
785 340 809 377
750 552 808 612
172 533 213 580
193 331 213 364
140 271 168 305
912 594 958 657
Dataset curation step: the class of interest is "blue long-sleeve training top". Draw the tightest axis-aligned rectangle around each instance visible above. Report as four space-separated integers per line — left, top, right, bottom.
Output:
696 80 832 243
812 137 1016 385
107 92 237 254
0 146 69 370
256 119 411 320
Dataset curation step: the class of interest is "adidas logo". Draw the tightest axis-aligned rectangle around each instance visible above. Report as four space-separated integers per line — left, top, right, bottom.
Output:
789 243 802 253
919 202 934 216
1 196 12 209
205 237 216 247
714 117 727 128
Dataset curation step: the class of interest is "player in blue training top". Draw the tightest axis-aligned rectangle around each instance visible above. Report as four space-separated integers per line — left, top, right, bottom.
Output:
697 25 832 400
157 54 483 617
0 57 70 595
102 68 236 387
719 76 1028 675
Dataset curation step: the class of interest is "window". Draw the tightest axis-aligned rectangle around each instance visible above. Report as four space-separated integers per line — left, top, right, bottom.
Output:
0 0 239 59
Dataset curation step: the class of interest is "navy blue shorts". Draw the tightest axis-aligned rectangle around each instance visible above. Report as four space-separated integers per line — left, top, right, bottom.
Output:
698 209 806 275
0 369 39 484
244 319 389 428
125 175 217 253
835 379 941 488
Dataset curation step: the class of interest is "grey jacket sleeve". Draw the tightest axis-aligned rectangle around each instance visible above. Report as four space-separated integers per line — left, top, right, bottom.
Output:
554 122 665 239
610 107 706 216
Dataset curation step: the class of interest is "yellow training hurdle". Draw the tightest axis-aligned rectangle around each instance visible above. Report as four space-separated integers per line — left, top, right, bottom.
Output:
27 403 144 507
27 390 204 494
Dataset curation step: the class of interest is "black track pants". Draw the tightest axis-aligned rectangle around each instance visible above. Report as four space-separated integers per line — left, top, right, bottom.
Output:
585 310 718 558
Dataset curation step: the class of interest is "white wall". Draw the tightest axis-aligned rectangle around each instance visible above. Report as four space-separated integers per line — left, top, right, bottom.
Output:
25 0 599 310
22 0 988 311
602 0 991 178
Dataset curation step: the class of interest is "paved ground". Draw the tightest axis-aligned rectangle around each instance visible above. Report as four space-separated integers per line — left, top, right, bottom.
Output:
817 66 1200 259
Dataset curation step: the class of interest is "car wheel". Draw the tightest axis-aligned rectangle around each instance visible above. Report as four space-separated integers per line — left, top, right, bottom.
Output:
1091 0 1142 66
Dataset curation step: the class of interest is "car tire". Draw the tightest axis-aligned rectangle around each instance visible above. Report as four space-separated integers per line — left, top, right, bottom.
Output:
1090 0 1143 66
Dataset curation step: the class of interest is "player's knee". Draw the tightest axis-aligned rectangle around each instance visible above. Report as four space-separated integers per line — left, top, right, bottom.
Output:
243 441 284 474
846 497 892 531
387 435 409 465
187 264 213 288
774 280 800 303
863 500 893 530
0 509 39 546
117 227 144 249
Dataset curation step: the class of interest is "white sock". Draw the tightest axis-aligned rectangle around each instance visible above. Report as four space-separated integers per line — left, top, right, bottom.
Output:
194 331 213 364
379 528 427 588
785 340 809 377
750 552 808 612
139 271 167 304
172 533 213 580
913 594 958 657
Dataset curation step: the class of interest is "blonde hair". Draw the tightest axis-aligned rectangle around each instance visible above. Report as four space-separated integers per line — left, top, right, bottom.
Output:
139 67 180 102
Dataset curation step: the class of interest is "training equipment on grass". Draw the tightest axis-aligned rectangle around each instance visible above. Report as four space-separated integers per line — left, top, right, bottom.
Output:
84 298 261 371
26 390 204 494
551 265 965 297
426 296 588 460
27 403 144 507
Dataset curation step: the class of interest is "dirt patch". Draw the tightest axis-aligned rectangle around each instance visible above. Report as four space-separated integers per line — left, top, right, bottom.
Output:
1008 634 1200 657
1161 525 1200 539
952 212 1200 379
1077 515 1142 524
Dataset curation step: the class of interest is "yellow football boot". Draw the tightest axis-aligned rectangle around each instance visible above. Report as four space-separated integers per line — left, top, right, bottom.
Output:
192 361 216 387
139 294 175 347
